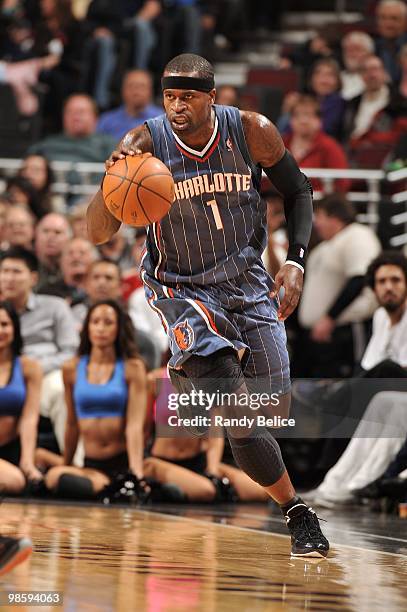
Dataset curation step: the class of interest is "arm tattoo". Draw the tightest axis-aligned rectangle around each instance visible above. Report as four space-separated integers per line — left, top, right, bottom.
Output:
119 124 154 153
241 111 285 168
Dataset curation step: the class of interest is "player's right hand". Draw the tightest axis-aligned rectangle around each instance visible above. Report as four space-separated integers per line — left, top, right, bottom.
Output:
105 148 145 171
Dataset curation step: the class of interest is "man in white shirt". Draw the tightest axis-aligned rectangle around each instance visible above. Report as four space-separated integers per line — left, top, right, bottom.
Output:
296 194 380 377
362 250 407 372
305 251 407 503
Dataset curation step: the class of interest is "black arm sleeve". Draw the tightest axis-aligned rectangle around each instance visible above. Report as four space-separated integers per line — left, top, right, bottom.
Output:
327 275 365 320
263 150 313 268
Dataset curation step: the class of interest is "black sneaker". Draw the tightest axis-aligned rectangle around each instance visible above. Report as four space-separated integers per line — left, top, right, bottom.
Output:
285 503 329 558
0 536 32 576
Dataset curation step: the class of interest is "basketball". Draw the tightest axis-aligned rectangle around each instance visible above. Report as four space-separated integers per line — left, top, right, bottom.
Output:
102 153 174 226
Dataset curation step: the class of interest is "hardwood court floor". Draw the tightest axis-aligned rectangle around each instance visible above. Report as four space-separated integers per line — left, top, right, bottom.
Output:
0 501 406 611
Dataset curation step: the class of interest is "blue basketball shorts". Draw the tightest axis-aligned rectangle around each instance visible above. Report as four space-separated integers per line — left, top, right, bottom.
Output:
142 263 291 394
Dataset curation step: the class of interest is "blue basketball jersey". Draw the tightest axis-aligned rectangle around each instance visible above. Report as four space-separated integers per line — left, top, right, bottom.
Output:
144 105 264 285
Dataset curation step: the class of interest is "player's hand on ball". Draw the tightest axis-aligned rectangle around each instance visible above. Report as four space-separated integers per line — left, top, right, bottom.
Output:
271 264 303 321
105 148 150 171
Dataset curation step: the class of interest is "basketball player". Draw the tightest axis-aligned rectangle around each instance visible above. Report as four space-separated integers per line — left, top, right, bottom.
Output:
0 534 32 575
87 54 329 557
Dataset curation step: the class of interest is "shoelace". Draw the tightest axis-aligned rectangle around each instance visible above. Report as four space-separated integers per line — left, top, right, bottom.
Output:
286 508 327 541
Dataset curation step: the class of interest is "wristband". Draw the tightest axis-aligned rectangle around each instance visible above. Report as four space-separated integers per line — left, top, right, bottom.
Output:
286 243 307 270
285 260 304 273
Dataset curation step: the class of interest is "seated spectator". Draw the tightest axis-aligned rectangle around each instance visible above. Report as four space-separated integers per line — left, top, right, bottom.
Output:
2 205 35 251
0 300 43 494
295 194 380 378
34 212 71 291
278 58 345 140
298 251 407 479
340 31 375 100
282 95 350 193
18 154 64 215
97 69 162 141
5 176 48 220
306 252 407 504
307 58 346 140
374 0 407 83
345 55 391 142
216 84 240 107
38 237 98 302
72 258 160 370
360 251 407 373
28 94 116 167
45 300 147 498
0 246 80 463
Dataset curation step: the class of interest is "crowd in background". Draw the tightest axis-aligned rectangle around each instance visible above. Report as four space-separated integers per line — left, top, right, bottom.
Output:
0 0 406 512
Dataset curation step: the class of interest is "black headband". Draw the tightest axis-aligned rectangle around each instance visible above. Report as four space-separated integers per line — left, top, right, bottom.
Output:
161 75 215 93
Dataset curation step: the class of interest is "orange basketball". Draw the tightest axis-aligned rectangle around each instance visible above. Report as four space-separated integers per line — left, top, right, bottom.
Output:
102 153 174 227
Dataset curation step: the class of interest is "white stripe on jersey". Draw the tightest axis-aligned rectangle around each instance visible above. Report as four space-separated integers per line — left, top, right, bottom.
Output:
172 116 219 157
152 223 162 279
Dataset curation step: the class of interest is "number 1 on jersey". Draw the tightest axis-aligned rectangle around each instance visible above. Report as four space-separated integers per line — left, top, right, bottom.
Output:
207 199 224 230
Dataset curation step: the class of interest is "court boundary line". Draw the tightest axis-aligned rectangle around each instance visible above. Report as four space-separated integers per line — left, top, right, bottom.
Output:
184 507 407 545
136 507 407 559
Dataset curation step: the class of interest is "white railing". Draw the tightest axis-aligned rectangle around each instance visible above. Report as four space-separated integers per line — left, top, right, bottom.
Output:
1 159 406 241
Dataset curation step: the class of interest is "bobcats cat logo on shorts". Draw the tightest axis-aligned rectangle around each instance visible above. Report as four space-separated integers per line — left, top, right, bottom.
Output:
173 320 194 350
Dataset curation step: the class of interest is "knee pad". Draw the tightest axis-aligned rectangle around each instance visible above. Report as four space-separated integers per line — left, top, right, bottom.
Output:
169 349 246 437
181 348 245 396
228 428 285 487
55 474 94 499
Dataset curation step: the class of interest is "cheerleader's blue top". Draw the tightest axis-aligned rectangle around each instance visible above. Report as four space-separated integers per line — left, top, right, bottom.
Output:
0 358 26 417
73 356 128 419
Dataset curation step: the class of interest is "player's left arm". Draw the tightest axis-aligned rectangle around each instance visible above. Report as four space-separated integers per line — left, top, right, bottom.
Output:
241 111 313 321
